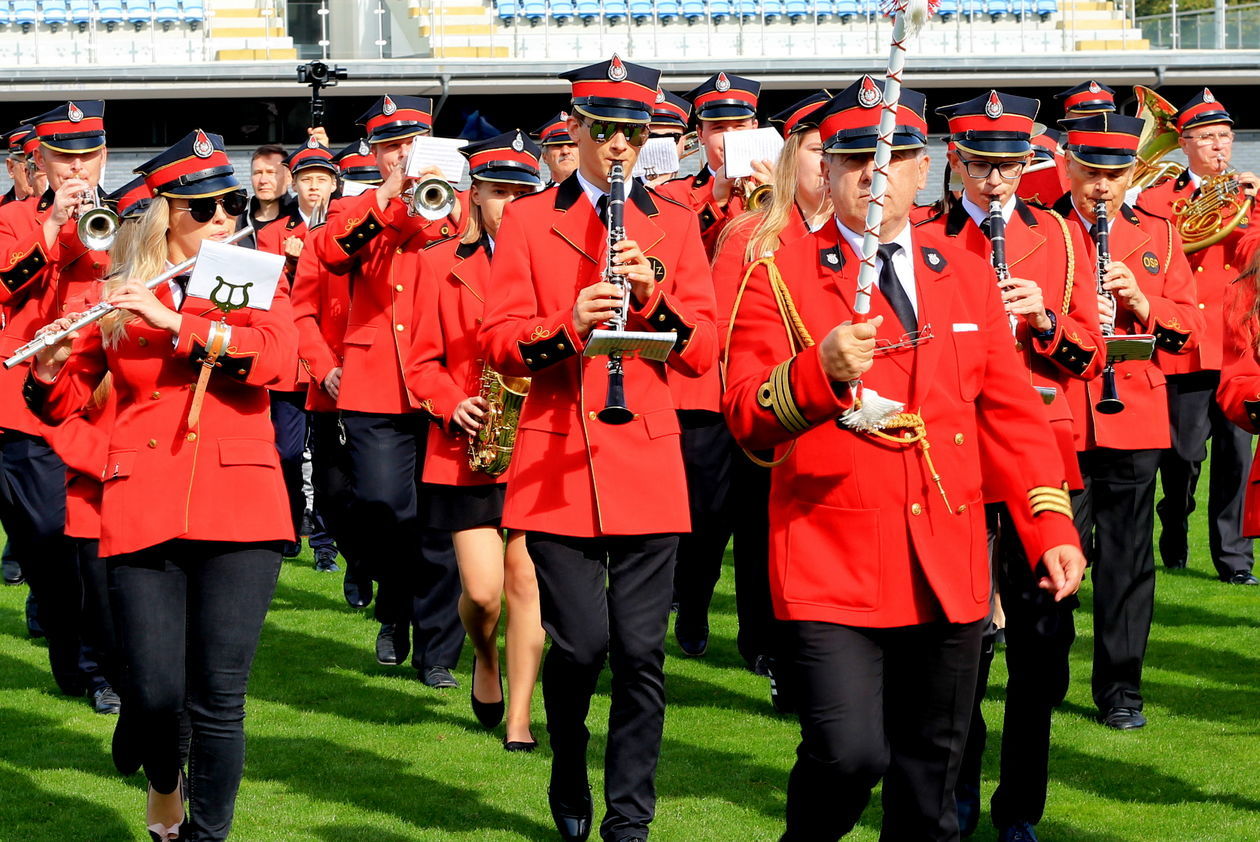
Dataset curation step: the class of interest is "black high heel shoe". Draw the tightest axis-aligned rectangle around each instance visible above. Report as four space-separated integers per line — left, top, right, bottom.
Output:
146 774 186 841
470 657 504 730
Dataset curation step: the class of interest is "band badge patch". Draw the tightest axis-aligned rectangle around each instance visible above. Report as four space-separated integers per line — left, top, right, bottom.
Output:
648 256 667 283
819 246 844 272
921 247 948 272
1141 251 1160 274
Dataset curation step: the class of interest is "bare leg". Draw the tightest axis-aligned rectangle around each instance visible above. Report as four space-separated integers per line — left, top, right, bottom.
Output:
453 527 506 706
503 530 544 744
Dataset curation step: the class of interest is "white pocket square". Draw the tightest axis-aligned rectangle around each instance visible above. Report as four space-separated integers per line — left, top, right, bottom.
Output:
952 323 979 333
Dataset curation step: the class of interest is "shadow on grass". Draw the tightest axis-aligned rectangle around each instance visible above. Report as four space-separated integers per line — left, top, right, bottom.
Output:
1049 744 1260 813
0 764 133 842
312 824 431 842
249 735 555 840
1151 600 1260 630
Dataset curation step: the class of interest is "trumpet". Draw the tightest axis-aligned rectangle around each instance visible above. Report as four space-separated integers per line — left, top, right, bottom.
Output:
1093 201 1124 415
76 191 119 251
5 226 254 369
405 177 457 221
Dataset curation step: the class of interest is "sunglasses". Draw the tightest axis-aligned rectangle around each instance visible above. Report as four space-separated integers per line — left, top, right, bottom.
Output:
176 189 248 223
585 119 650 148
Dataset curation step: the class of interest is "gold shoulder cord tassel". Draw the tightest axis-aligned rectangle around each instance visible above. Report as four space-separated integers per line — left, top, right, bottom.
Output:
868 412 953 513
186 320 230 433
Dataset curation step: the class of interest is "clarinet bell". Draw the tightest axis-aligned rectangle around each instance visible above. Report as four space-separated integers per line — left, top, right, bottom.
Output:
1095 368 1125 415
597 369 634 425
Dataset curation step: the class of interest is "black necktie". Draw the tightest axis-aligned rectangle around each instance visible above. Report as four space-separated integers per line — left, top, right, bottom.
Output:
877 243 916 333
595 194 609 225
979 218 992 240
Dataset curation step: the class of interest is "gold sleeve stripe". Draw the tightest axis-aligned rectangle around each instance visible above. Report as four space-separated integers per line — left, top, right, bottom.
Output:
764 359 810 434
1029 485 1073 518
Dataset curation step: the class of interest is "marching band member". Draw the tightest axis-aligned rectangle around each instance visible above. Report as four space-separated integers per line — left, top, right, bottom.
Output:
405 130 545 752
332 138 384 186
0 100 112 705
1138 89 1260 584
535 112 579 186
27 128 298 842
722 77 1085 841
1053 113 1203 730
920 89 1104 842
3 126 38 204
1216 261 1260 538
641 90 693 188
479 56 717 842
311 94 464 684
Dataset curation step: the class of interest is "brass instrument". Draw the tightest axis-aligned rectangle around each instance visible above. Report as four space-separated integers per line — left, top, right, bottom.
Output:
744 181 773 211
405 177 457 221
1171 161 1254 254
1131 85 1181 191
679 131 700 160
467 362 530 476
77 190 119 251
1093 201 1124 415
307 198 329 230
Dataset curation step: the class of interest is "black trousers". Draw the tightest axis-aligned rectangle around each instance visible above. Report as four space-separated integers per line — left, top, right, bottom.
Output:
0 432 84 693
74 537 118 694
270 390 309 547
781 618 986 842
956 504 1077 829
730 448 776 665
341 411 463 669
1075 447 1161 712
672 411 733 636
108 541 280 842
527 531 678 842
1157 371 1255 577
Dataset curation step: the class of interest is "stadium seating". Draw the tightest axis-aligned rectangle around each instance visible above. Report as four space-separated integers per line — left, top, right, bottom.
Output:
182 0 204 28
576 0 598 23
682 0 704 22
42 0 67 30
522 0 545 24
763 0 783 22
13 0 36 32
69 0 92 30
551 0 574 22
831 0 856 21
496 0 516 24
987 0 1009 20
604 0 626 23
154 0 178 28
785 0 808 22
710 0 730 22
657 0 679 23
936 0 956 20
0 1 10 27
124 0 149 29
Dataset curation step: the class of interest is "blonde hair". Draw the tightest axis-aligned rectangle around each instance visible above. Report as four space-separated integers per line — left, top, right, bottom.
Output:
101 197 171 347
461 188 485 245
716 130 832 263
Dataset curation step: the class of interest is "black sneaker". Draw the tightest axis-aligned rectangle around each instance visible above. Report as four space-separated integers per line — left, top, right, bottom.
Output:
421 666 459 689
314 549 340 573
375 623 409 665
92 686 121 715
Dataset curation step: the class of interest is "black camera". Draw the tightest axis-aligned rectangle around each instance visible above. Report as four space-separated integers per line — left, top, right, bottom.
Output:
297 61 347 89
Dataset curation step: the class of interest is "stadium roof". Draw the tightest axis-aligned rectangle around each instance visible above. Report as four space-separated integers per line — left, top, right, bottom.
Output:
2 52 1258 101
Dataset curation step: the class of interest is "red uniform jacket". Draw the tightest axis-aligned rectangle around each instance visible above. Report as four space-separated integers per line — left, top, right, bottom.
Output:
1053 196 1203 451
1216 279 1260 536
1016 155 1068 207
479 175 718 537
31 283 299 557
1138 168 1260 373
404 236 503 487
291 222 352 414
916 199 1105 487
655 167 747 259
310 188 456 415
256 210 312 391
722 222 1080 628
41 391 116 540
0 190 108 434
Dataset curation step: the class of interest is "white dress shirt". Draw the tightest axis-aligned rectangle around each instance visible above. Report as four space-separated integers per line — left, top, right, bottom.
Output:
835 218 919 319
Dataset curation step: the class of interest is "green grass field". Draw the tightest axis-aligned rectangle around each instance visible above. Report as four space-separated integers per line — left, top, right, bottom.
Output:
1 496 1259 841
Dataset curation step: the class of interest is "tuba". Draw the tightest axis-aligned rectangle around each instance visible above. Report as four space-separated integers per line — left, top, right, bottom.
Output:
467 362 530 476
1131 86 1182 191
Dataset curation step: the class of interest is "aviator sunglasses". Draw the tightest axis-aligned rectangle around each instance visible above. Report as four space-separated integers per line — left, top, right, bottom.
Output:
584 119 650 148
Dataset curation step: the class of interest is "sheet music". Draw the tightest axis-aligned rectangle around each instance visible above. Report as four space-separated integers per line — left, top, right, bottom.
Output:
405 136 469 183
186 240 285 311
633 137 681 179
722 127 784 179
340 179 372 197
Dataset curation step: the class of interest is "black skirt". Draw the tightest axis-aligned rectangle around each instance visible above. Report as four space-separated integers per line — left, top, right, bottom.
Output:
425 482 506 531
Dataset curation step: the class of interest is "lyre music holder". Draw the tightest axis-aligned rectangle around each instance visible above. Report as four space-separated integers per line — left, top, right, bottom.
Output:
583 330 676 363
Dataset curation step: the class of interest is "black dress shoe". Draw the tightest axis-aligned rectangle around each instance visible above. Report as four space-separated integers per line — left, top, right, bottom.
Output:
375 623 409 666
343 569 373 608
997 821 1040 842
1101 706 1147 730
503 738 538 752
92 685 122 715
1226 571 1260 585
674 616 708 657
470 657 504 728
548 772 592 842
1 557 22 585
282 541 302 559
1163 559 1188 570
25 592 43 639
422 666 460 689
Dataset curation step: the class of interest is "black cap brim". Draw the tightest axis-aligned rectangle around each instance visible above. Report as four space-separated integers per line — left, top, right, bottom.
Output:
473 170 542 186
1066 148 1136 169
953 138 1032 157
160 174 243 199
367 125 430 144
649 117 687 131
41 136 106 153
1181 112 1233 130
825 129 926 154
343 173 383 184
291 161 340 176
572 101 651 124
696 104 756 121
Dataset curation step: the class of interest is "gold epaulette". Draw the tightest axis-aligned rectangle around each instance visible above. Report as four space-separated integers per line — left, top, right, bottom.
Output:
1028 484 1072 518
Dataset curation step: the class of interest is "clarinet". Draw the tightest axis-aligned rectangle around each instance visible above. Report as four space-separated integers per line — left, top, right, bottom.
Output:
597 162 634 425
1093 200 1124 415
987 199 1018 336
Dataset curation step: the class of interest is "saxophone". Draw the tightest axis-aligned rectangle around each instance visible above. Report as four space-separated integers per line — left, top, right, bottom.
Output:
467 362 531 477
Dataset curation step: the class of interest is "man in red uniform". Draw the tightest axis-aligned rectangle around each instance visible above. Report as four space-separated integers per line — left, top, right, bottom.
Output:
1138 89 1260 584
2 126 38 205
722 76 1086 841
920 89 1104 842
332 138 383 187
311 94 465 685
534 112 578 187
1053 113 1204 730
479 55 717 842
0 100 115 709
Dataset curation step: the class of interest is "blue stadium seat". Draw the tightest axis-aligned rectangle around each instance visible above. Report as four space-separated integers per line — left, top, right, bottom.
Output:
657 0 679 23
42 0 68 30
182 0 205 28
709 0 730 22
987 0 1009 20
125 0 150 29
69 0 92 30
13 0 35 31
858 0 878 18
935 0 956 18
630 0 652 23
522 0 546 24
1035 0 1055 17
0 0 10 27
604 0 628 24
550 0 573 22
734 0 757 21
496 0 517 24
97 0 123 29
155 0 181 29
785 0 808 22
959 0 981 18
682 0 704 22
763 0 782 21
831 0 855 20
576 0 599 23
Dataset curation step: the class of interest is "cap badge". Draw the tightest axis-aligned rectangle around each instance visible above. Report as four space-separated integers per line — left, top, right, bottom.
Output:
307 137 320 149
1088 81 1101 94
985 91 1003 120
192 130 215 159
358 139 370 155
608 55 628 82
858 76 881 109
655 88 666 104
716 72 731 93
67 102 84 123
512 132 525 152
560 110 569 120
1203 88 1216 103
382 95 397 116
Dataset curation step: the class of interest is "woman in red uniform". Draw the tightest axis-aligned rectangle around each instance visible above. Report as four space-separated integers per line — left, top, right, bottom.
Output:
27 129 297 842
406 130 545 750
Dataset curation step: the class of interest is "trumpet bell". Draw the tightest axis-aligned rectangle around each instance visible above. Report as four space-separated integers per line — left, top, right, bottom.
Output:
408 177 457 221
78 206 119 251
746 184 773 211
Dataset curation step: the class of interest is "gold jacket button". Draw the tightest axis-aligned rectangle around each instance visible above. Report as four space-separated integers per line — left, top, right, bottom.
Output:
137 337 148 347
1196 266 1204 272
588 411 597 420
954 433 964 445
911 503 923 516
396 247 404 255
147 439 158 448
395 284 404 292
150 391 160 400
186 432 197 442
396 324 405 332
1198 303 1206 309
957 503 968 513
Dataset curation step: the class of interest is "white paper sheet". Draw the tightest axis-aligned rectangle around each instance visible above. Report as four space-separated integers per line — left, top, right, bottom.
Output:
405 136 469 183
633 137 681 179
340 179 373 197
722 127 784 179
186 240 286 311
